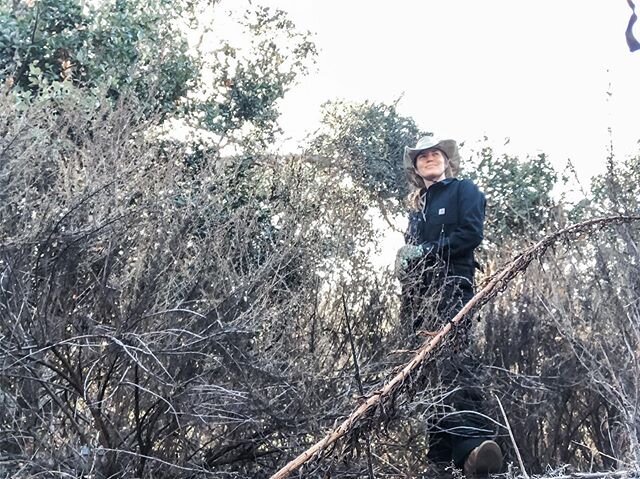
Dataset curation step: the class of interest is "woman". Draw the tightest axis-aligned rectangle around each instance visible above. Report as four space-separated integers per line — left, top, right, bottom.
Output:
395 136 502 477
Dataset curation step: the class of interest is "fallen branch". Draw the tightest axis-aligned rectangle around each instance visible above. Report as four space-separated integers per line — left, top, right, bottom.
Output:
270 215 640 479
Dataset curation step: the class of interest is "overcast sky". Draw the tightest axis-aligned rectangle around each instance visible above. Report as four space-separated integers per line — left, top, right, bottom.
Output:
218 1 640 187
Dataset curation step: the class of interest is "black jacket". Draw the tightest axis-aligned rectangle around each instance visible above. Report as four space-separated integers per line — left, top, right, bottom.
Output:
405 178 485 281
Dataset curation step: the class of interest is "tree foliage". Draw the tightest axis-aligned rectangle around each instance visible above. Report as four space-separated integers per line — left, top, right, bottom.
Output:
0 0 315 140
465 144 558 247
309 100 428 203
0 0 199 113
196 6 317 148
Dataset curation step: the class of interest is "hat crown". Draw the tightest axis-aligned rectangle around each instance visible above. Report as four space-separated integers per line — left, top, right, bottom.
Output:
412 136 439 151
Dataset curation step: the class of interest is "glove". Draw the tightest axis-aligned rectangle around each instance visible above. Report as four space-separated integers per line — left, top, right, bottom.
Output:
395 243 434 278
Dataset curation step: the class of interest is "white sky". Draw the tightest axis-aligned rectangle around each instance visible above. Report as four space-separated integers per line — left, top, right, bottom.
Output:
218 0 640 188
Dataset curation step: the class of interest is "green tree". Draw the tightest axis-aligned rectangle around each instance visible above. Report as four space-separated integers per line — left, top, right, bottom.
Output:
309 100 428 204
0 0 316 138
465 144 558 247
195 6 317 149
0 0 198 113
590 151 640 216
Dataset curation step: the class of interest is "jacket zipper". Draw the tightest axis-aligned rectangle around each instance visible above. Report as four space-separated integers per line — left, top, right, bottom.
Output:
424 184 446 249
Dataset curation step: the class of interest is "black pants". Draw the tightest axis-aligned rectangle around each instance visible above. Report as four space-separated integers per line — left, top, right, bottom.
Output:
401 272 496 467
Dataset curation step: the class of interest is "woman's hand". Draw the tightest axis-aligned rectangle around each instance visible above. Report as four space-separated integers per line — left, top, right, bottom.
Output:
395 244 434 278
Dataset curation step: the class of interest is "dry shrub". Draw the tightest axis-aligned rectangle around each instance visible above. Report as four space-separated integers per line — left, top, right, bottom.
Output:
1 85 639 478
479 220 640 473
0 87 400 477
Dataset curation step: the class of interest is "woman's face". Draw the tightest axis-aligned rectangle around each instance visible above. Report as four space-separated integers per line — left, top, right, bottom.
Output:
414 149 447 181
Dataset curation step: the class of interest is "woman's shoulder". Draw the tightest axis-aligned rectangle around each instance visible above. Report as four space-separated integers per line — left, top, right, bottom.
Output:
454 177 481 190
453 178 485 201
452 177 474 185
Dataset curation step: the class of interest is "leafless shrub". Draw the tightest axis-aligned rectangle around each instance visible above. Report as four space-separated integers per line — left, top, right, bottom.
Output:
0 85 405 478
1 84 639 478
479 218 640 473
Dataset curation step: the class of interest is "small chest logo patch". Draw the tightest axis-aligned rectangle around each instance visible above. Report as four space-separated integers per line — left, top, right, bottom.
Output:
438 208 446 215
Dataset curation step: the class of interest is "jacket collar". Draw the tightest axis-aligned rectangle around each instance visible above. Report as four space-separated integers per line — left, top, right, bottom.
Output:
419 177 457 196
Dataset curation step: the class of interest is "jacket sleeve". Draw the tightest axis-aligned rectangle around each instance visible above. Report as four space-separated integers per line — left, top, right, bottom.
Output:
404 211 423 245
424 180 485 257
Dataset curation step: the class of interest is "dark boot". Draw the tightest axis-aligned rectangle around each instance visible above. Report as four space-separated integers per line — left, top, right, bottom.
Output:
463 440 502 477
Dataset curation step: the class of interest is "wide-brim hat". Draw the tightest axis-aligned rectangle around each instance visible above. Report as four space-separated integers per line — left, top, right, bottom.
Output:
403 136 460 187
403 136 459 169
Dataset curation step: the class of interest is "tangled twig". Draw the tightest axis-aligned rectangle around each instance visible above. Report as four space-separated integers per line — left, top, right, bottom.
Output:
270 215 640 479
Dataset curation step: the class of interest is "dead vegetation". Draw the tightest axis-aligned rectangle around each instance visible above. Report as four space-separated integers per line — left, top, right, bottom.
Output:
1 86 640 478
